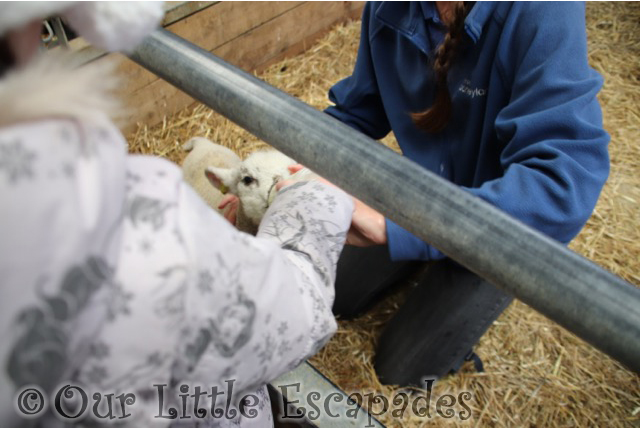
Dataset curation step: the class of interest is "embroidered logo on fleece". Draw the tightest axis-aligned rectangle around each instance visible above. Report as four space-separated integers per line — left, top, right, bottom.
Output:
458 79 487 98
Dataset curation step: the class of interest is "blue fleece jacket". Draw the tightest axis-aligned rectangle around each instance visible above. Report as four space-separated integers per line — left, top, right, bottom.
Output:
325 1 610 261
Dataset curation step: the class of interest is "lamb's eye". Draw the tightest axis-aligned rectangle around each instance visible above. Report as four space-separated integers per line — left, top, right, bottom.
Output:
242 176 254 185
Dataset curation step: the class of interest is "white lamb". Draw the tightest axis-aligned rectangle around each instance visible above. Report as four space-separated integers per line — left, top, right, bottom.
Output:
182 137 260 234
206 149 299 235
183 137 316 235
181 136 241 209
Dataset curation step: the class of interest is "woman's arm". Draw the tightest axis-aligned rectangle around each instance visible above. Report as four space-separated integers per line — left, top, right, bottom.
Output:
466 2 609 244
324 2 391 140
384 2 610 262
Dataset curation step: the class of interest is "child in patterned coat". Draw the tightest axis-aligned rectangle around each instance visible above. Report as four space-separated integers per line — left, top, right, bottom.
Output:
0 3 354 427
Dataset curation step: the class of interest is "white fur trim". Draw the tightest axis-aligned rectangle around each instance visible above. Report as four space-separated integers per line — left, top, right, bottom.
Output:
0 53 122 127
0 2 164 53
0 2 74 36
62 2 165 52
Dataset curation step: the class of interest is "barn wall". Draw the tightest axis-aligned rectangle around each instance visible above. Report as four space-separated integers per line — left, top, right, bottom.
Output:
100 1 365 136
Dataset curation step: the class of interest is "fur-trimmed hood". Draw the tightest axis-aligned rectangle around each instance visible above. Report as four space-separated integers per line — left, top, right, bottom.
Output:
0 54 123 128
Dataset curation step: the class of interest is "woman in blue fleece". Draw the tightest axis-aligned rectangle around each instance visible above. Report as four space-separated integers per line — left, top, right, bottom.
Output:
326 1 609 384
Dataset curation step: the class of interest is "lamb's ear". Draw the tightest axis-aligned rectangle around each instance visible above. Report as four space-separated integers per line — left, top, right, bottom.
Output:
205 166 236 194
181 138 197 152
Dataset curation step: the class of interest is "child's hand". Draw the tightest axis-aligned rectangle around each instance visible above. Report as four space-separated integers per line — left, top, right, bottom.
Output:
218 194 239 225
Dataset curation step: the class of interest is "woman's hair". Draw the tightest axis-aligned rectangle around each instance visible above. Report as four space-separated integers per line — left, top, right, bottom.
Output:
411 2 471 133
0 36 16 78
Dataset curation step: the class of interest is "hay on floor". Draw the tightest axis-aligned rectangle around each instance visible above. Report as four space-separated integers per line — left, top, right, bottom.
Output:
128 2 640 427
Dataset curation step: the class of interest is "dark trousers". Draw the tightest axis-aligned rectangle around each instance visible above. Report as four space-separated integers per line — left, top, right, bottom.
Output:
333 245 513 386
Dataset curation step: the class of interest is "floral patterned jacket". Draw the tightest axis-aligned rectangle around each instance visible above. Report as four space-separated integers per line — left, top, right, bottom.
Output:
0 57 353 427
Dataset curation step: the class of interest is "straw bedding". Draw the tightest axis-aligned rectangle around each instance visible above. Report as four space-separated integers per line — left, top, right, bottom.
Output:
128 2 640 426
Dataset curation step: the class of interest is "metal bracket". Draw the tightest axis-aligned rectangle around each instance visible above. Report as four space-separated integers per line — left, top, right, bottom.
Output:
270 362 385 427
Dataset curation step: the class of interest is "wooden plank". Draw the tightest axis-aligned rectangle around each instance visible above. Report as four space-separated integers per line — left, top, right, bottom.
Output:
170 1 303 52
163 1 217 26
109 1 303 96
253 2 364 75
124 73 195 127
120 1 365 135
212 2 363 71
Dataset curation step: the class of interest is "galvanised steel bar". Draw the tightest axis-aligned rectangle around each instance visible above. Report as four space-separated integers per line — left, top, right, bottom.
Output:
128 29 640 372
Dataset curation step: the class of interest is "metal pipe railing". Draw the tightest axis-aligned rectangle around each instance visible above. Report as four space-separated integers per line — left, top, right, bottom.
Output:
128 29 640 372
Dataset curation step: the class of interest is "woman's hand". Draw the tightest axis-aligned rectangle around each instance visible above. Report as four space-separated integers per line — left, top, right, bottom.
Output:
277 164 387 247
347 198 387 246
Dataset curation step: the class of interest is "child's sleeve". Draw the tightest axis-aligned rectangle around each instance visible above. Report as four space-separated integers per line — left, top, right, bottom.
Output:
176 179 353 398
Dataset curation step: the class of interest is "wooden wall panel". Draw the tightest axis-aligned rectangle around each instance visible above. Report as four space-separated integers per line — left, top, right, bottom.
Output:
108 1 364 136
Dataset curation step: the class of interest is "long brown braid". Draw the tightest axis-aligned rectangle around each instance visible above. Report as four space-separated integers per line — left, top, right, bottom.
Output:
411 2 471 133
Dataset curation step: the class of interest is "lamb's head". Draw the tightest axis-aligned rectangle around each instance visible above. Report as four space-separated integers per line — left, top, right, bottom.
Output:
205 150 296 227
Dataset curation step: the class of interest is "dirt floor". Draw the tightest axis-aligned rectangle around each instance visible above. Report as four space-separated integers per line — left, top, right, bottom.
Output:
128 2 640 426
